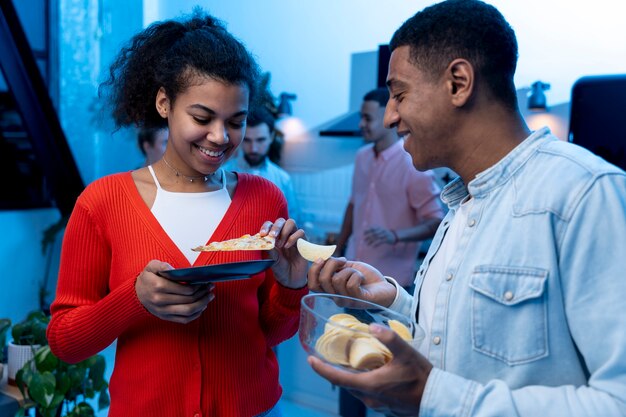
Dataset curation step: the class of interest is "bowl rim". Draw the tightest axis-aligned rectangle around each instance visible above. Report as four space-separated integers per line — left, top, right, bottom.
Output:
300 292 412 336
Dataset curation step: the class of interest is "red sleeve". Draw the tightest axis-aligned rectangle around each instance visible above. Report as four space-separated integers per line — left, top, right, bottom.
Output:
47 193 151 364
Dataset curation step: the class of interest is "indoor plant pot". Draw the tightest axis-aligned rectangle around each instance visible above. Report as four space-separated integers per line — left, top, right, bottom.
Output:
7 311 48 386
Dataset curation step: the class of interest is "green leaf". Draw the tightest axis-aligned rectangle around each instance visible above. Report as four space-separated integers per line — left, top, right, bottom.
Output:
50 392 65 409
42 406 61 417
88 355 106 384
11 311 49 345
67 365 87 387
56 372 71 395
74 402 96 417
28 371 56 406
15 368 27 396
13 406 28 417
98 387 111 409
35 345 59 372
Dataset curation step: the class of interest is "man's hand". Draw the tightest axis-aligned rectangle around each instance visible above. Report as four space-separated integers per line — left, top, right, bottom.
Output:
364 226 396 247
307 257 397 308
308 324 433 416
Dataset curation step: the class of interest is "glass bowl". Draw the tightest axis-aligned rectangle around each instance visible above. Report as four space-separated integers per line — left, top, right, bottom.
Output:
299 293 424 372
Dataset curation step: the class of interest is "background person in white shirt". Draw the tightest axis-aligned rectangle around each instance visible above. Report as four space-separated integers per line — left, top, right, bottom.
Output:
225 107 300 223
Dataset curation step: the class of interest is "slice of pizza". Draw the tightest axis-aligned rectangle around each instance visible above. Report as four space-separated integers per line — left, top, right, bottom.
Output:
192 233 275 252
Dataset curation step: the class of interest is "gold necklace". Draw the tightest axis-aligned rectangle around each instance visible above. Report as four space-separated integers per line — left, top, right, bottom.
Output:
161 156 210 183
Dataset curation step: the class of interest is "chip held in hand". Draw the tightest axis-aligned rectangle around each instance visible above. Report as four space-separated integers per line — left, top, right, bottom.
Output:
296 238 336 262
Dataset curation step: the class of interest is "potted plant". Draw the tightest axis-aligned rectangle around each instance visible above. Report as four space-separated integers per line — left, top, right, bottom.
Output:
0 318 10 378
7 311 49 385
15 345 109 417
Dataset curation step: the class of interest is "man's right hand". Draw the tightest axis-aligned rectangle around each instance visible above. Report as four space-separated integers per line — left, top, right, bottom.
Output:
307 257 397 308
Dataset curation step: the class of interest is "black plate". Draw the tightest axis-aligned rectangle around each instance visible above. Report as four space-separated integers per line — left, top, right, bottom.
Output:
159 259 276 284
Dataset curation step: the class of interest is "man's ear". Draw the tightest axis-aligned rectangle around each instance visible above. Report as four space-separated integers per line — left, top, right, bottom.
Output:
155 87 170 118
445 59 474 107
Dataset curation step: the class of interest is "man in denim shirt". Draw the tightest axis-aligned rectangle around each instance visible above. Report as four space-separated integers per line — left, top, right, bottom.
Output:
306 1 626 416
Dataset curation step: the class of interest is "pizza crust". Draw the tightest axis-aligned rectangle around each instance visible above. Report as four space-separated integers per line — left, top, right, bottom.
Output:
192 233 275 252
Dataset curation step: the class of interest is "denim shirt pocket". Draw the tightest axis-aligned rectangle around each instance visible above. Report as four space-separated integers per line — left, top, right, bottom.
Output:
469 265 549 365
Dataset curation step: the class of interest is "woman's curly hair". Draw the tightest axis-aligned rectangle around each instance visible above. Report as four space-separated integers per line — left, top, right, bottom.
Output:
100 9 260 129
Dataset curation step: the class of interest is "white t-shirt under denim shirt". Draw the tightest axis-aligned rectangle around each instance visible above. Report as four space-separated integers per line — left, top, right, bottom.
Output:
418 196 472 357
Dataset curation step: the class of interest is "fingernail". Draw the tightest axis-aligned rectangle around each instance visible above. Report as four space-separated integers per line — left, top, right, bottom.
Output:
370 324 383 334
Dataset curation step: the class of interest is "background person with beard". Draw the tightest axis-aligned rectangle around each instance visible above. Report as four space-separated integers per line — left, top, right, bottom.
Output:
334 87 443 293
225 106 300 223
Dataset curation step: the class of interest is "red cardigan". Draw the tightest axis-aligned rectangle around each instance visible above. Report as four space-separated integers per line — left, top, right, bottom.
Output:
48 172 307 417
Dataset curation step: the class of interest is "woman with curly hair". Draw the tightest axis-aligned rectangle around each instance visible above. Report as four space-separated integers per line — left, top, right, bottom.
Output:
47 10 308 417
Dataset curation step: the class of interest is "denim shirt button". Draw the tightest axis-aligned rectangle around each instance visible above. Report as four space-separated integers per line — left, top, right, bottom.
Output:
446 273 453 281
433 336 441 345
504 291 514 301
468 219 476 227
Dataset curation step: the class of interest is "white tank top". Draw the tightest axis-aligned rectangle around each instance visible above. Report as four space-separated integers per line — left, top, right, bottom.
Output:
148 166 232 264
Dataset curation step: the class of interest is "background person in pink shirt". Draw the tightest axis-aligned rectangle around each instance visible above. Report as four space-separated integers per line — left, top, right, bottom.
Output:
335 88 444 291
333 87 444 417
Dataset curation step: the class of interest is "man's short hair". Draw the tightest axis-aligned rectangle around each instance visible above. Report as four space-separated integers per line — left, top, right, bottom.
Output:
247 106 275 132
390 0 518 109
363 88 390 107
137 127 165 156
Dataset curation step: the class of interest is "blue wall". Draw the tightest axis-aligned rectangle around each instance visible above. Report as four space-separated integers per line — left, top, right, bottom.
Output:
0 0 143 324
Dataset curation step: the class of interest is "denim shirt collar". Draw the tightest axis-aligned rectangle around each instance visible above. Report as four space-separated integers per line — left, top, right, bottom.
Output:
441 127 553 209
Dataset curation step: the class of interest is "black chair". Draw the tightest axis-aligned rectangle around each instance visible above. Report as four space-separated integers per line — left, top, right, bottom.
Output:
569 74 626 171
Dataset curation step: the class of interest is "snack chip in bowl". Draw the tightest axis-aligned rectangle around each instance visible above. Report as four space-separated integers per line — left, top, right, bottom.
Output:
299 293 424 372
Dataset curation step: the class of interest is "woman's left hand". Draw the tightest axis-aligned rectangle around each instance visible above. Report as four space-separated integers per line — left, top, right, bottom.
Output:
260 218 308 289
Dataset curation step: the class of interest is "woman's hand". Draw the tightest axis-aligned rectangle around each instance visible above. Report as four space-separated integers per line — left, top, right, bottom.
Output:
135 260 215 323
307 258 397 308
260 218 308 289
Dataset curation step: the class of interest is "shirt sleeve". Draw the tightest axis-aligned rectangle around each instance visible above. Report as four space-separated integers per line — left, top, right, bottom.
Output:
407 170 444 222
420 173 626 417
47 200 151 363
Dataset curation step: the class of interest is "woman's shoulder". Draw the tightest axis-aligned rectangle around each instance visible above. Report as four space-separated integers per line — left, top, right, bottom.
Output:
233 172 284 202
78 172 134 206
234 171 280 190
84 171 132 191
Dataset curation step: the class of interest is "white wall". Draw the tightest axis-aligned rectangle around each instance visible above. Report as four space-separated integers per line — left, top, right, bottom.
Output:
152 0 626 130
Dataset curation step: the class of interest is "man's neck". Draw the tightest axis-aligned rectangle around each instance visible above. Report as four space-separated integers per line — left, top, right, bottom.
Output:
373 132 400 155
243 155 267 168
452 107 531 185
